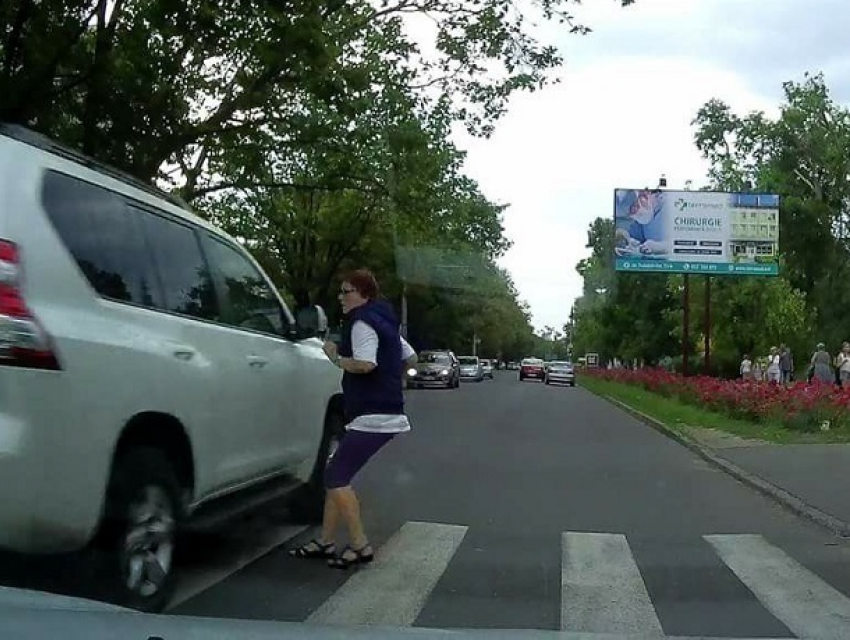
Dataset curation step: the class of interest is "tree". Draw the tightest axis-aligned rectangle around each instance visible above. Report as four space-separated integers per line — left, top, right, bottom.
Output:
2 0 636 184
693 73 850 358
2 0 636 359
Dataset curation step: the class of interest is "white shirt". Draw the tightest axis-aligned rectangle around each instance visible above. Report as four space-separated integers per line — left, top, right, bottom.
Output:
352 320 416 364
347 320 415 434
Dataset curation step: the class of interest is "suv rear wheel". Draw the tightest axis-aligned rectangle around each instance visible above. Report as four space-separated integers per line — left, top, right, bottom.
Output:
87 447 181 612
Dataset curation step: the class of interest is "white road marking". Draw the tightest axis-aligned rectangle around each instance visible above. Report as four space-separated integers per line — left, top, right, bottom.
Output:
307 521 467 627
561 531 664 636
706 534 850 640
168 524 307 609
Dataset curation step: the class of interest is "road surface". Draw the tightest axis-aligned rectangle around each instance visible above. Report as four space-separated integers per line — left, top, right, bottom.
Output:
12 373 850 638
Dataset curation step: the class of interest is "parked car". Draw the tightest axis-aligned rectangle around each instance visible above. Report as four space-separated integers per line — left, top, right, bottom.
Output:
480 359 494 379
458 356 484 382
408 350 460 389
545 361 576 387
0 125 345 612
519 357 545 381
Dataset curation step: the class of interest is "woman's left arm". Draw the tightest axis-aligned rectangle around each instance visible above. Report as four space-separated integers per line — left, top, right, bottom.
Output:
338 357 376 374
323 340 377 374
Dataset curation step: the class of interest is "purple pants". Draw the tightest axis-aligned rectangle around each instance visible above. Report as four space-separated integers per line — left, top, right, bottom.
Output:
324 430 395 489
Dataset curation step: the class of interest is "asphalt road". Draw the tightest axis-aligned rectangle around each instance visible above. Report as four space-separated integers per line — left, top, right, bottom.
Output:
8 372 850 638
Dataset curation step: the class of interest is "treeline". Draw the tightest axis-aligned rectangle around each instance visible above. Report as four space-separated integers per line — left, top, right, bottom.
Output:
1 0 632 360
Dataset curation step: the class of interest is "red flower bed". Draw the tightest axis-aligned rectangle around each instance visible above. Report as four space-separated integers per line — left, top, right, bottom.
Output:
586 368 850 432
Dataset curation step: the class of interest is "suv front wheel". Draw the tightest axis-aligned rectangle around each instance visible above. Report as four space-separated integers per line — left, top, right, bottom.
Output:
291 405 346 523
87 447 181 612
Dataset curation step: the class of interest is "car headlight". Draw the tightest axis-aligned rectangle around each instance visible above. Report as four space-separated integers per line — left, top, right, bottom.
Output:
441 369 449 375
407 368 417 377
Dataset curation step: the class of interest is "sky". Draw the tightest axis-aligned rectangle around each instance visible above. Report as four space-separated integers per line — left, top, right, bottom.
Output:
452 0 849 332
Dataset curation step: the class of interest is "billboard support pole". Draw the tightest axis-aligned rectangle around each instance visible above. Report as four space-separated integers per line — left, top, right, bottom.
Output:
682 274 690 376
704 276 711 374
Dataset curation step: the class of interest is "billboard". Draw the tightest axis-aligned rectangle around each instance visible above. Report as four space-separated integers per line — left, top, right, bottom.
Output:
613 189 780 275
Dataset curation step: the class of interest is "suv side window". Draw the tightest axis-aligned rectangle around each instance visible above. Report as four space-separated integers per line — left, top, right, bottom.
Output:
202 235 287 336
41 171 157 305
138 208 220 321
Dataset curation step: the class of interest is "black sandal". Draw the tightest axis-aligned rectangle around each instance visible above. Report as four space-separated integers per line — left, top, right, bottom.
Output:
328 544 374 570
289 539 336 559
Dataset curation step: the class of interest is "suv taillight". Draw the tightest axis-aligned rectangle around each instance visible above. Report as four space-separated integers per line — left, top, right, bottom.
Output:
0 241 61 370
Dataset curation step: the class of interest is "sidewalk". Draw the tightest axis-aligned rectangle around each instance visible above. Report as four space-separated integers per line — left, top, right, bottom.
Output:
689 427 850 535
611 398 850 537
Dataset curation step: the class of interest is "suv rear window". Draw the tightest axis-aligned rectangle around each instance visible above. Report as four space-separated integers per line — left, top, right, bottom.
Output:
140 210 219 321
42 172 156 305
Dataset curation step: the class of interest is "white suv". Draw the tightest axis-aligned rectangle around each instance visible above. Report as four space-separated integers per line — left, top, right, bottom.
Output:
0 125 344 611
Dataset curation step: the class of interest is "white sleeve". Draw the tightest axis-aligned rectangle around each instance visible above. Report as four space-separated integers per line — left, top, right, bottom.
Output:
351 321 379 365
400 336 416 361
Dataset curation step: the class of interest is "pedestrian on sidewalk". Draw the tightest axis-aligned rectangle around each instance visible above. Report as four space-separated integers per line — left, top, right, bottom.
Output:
835 342 850 387
810 343 833 384
740 354 753 381
289 269 417 569
779 343 793 384
753 358 764 382
766 346 781 383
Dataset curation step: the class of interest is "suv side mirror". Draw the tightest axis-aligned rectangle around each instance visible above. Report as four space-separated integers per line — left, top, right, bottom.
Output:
294 305 329 340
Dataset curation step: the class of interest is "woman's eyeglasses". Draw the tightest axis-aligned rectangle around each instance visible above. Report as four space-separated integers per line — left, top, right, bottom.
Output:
340 287 357 295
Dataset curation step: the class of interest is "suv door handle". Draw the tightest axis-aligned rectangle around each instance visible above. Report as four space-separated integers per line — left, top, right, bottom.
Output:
247 355 268 368
171 346 196 361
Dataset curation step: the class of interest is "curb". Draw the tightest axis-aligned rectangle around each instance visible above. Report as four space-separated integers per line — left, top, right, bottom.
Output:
603 395 850 539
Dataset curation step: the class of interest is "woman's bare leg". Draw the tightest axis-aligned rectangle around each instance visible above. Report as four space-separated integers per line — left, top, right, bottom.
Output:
328 486 370 551
320 491 340 544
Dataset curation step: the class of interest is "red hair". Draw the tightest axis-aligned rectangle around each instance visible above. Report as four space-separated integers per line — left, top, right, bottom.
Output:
342 269 380 300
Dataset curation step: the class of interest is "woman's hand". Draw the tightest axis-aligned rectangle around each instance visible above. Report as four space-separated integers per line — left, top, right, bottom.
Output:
323 341 339 362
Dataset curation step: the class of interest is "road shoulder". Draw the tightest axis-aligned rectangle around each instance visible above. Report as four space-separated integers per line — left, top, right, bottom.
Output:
589 390 850 539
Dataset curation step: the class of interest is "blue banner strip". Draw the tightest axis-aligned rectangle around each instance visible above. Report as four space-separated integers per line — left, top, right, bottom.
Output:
614 258 778 276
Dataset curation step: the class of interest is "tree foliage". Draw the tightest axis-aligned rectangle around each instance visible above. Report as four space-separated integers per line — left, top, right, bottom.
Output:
1 0 635 357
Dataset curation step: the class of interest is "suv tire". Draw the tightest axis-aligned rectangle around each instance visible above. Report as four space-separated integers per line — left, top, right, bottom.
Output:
87 447 181 612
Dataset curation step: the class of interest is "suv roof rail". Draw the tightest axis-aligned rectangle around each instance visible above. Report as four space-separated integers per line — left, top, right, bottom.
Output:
0 123 193 212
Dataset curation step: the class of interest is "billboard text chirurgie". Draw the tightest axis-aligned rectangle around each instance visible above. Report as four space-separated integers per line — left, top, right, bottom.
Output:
613 189 780 276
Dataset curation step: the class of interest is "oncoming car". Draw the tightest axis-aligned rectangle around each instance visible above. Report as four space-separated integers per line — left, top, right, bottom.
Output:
458 356 484 382
407 350 460 389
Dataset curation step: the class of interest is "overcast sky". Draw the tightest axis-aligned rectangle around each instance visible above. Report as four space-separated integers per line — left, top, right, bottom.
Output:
452 0 846 331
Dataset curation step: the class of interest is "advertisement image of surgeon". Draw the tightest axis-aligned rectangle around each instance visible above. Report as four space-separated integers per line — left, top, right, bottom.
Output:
616 190 668 256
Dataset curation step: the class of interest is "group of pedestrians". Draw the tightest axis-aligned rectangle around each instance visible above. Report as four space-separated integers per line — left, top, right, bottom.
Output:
740 341 850 387
740 344 793 383
808 341 850 386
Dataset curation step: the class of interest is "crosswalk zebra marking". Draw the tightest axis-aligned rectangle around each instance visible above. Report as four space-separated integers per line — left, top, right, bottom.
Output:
561 531 664 636
307 521 467 627
706 534 850 640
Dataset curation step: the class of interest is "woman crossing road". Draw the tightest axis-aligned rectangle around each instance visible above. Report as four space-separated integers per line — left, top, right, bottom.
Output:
290 269 417 569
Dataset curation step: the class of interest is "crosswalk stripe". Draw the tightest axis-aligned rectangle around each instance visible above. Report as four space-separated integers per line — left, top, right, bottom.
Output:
561 532 664 636
307 521 467 627
706 534 850 640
